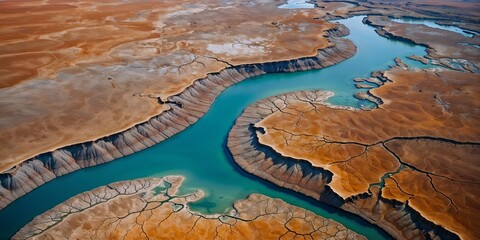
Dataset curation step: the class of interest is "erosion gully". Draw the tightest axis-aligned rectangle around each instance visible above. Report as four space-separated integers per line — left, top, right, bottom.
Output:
0 16 433 239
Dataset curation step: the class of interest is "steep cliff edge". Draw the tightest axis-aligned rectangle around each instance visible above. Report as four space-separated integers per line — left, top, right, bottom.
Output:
363 16 479 72
0 0 343 173
0 33 356 210
227 68 480 239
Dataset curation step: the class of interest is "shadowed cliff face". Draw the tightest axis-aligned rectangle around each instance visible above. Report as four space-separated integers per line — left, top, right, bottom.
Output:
324 0 480 27
3 1 480 239
14 176 366 240
228 67 479 239
0 0 342 172
323 0 480 72
364 16 480 70
0 35 357 210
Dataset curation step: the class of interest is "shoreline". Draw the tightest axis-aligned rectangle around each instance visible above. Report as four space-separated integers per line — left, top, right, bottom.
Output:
0 26 356 210
226 86 463 240
0 0 337 174
14 176 366 239
3 13 474 176
2 2 478 239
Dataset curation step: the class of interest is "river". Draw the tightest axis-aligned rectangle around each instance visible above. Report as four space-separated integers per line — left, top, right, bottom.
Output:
0 16 431 239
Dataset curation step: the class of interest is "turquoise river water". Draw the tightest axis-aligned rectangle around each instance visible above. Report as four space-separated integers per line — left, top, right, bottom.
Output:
0 16 431 239
392 17 479 38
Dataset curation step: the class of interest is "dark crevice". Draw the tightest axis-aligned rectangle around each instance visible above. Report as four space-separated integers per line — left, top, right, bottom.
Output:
157 97 183 108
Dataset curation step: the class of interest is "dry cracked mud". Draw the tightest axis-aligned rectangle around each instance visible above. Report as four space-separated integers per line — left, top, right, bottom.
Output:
364 16 480 71
324 0 480 26
2 1 480 239
228 67 480 240
14 176 366 240
0 0 347 173
0 1 361 210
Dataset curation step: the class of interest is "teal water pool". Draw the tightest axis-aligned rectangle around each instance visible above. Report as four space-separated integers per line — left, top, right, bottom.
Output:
0 16 430 239
392 17 479 38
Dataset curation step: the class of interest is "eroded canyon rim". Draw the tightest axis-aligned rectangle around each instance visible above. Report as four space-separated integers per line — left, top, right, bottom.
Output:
225 6 480 236
226 2 480 239
0 0 360 209
229 67 479 240
1 0 479 239
1 13 428 240
0 0 343 172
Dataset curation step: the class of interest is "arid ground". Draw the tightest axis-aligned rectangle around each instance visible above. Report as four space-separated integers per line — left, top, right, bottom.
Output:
1 0 479 239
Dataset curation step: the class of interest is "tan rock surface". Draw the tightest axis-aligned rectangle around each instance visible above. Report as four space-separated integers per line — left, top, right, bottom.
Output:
364 16 480 68
324 1 480 71
382 139 480 239
0 0 339 172
256 68 479 196
4 1 480 239
14 176 365 240
228 67 480 239
325 0 480 24
0 32 357 210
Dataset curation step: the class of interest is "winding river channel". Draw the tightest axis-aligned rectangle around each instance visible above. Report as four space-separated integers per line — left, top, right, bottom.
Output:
0 16 431 239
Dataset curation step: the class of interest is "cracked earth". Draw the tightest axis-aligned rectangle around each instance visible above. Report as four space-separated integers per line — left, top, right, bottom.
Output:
2 1 480 239
14 176 365 240
241 67 480 239
0 0 342 172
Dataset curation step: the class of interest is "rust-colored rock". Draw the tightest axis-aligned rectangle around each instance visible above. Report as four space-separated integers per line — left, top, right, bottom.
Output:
0 35 357 211
325 0 480 26
364 16 480 69
0 0 341 173
255 68 479 197
0 0 361 210
14 176 366 240
228 68 480 239
382 139 480 239
324 1 480 73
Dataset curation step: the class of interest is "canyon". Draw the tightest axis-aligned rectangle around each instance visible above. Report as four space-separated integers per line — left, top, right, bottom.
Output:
1 0 479 239
228 67 479 239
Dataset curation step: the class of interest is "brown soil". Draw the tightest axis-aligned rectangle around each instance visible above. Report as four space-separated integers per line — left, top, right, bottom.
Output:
364 16 480 67
325 0 480 23
14 177 366 240
250 68 480 239
0 0 338 173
